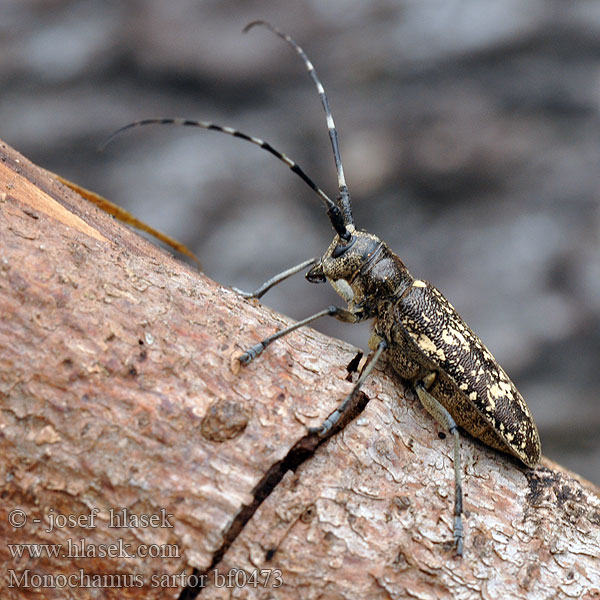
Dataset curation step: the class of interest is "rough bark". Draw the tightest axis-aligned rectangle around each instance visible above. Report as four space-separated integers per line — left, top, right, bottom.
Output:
1 138 599 600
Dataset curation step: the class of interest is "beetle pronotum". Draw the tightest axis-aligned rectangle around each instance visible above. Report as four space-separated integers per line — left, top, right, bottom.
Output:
105 21 541 556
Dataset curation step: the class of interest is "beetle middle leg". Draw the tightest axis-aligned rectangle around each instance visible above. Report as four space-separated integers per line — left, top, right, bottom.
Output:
237 306 384 435
310 338 387 436
415 374 464 556
238 305 361 365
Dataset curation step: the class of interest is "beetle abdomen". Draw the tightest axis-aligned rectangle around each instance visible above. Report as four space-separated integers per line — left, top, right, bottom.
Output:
376 280 541 467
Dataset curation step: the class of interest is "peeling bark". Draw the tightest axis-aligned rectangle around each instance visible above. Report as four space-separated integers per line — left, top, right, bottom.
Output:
1 138 599 600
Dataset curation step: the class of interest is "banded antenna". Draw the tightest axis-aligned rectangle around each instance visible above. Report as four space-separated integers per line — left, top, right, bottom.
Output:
244 21 353 228
102 118 348 239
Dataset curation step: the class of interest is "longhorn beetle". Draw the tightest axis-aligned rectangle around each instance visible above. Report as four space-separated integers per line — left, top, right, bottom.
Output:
105 21 541 556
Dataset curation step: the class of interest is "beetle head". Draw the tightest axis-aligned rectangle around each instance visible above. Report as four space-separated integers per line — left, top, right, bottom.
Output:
306 226 384 301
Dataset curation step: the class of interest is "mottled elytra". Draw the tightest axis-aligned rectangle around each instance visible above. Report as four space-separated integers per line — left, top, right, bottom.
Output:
105 21 541 557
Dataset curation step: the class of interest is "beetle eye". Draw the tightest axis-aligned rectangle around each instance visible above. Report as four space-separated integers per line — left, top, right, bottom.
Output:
332 236 356 258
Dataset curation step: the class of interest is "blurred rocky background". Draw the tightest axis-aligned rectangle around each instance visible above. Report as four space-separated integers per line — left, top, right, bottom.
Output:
2 0 599 483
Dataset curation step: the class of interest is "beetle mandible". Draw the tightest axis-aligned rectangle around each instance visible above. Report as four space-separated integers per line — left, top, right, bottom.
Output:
106 21 541 556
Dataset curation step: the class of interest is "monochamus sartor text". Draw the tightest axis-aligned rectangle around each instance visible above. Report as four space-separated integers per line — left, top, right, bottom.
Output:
104 20 542 557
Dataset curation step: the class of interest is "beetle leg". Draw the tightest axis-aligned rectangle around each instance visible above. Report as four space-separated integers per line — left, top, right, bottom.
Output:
233 257 318 299
238 305 362 365
310 339 387 437
415 377 464 557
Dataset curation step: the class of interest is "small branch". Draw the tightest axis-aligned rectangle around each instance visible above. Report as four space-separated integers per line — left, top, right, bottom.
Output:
1 138 599 600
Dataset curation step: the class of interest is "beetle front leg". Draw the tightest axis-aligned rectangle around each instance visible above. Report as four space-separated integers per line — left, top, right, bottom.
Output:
233 257 317 299
415 374 464 557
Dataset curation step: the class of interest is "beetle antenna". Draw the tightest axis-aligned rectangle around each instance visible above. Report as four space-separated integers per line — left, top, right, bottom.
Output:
244 21 353 228
101 118 349 239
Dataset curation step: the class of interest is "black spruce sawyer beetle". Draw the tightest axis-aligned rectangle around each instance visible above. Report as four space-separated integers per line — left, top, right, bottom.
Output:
104 21 541 556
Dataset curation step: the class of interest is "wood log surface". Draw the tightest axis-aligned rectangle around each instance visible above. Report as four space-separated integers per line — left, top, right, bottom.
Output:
1 138 599 600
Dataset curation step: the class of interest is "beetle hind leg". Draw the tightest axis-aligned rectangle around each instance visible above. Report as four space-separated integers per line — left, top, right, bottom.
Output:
415 377 464 557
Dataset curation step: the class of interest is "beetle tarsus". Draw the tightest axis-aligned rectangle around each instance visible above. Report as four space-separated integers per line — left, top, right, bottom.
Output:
454 515 464 557
238 343 265 365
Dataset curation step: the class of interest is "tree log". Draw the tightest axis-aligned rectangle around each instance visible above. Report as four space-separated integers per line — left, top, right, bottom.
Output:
1 138 599 600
